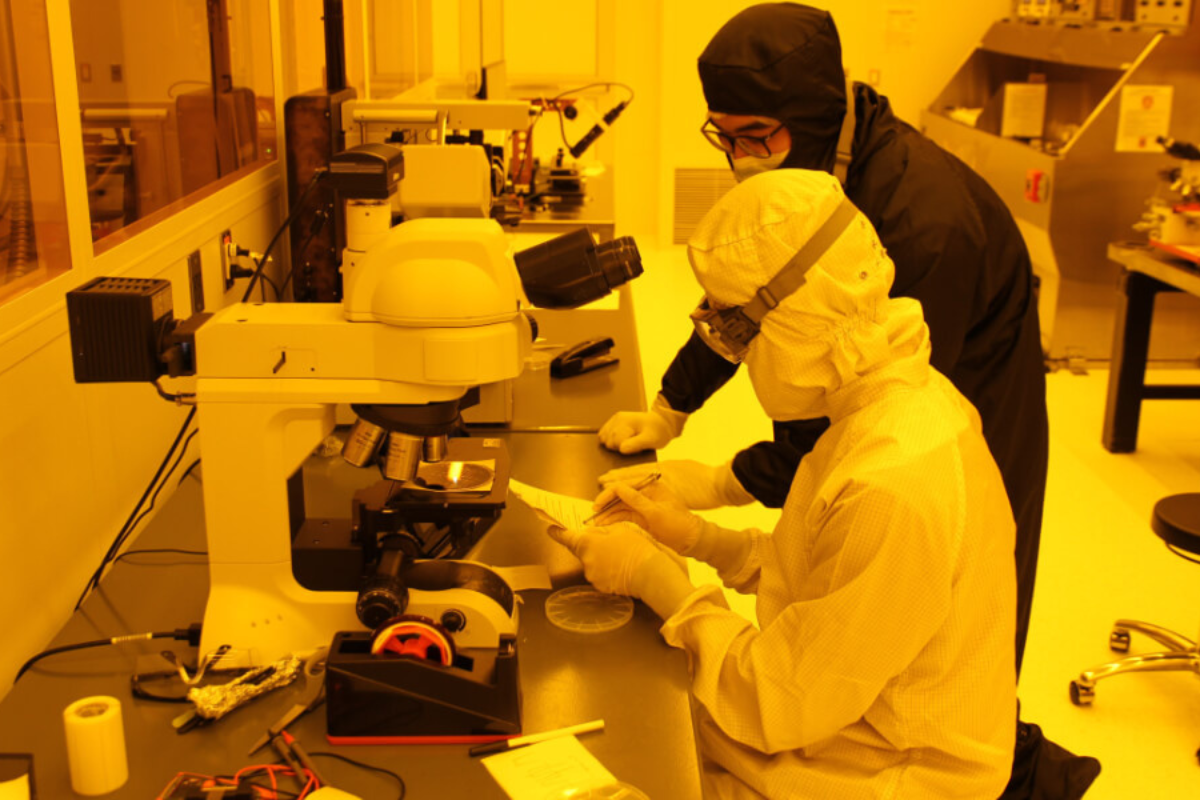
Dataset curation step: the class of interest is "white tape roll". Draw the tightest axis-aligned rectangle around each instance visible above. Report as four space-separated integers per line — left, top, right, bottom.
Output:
63 696 128 795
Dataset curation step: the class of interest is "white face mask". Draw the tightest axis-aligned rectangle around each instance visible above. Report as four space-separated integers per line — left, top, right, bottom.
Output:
732 148 790 183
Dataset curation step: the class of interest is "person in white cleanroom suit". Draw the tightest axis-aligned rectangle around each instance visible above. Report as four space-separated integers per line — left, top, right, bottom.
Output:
550 170 1017 799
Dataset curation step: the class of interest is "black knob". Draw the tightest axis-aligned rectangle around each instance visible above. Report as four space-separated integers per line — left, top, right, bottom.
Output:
356 579 409 630
356 548 409 629
440 609 467 633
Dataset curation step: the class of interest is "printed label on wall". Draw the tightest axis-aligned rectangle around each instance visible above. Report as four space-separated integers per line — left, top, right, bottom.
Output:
1116 85 1174 152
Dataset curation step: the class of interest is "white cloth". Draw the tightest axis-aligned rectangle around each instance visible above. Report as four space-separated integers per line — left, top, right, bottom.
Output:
662 169 1017 798
665 365 1017 799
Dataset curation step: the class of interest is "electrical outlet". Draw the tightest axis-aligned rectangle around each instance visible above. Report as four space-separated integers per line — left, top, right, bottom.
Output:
221 229 235 290
110 64 123 82
188 250 205 313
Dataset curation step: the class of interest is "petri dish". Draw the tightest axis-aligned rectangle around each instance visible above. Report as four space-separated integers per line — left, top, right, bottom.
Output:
545 586 634 634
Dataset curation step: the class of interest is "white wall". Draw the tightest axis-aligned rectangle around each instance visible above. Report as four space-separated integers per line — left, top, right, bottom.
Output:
0 171 285 694
0 0 288 696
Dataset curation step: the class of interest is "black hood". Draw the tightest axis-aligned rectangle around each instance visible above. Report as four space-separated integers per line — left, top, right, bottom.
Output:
698 3 846 173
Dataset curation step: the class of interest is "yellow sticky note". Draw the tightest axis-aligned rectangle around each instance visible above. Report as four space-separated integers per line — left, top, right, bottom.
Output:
482 736 618 799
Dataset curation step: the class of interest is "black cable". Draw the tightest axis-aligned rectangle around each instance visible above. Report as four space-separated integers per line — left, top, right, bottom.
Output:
114 548 208 564
242 169 327 303
280 210 328 299
76 413 196 608
550 80 635 104
15 626 200 684
548 82 635 157
131 664 253 704
308 752 406 799
178 457 202 486
75 407 197 610
112 428 200 571
153 376 192 403
259 271 281 302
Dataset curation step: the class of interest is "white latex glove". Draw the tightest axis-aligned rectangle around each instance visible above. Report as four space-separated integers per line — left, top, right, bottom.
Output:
547 522 662 596
592 483 754 581
590 482 705 555
598 459 755 510
549 522 697 618
598 394 689 454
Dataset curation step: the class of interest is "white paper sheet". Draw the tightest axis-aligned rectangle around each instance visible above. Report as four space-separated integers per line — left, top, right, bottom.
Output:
1001 83 1046 139
482 736 618 800
508 479 595 530
491 564 553 592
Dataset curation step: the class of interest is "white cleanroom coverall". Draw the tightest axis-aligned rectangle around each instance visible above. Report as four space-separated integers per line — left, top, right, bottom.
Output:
558 169 1017 799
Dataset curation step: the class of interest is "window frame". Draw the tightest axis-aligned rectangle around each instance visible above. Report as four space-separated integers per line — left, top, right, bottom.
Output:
0 0 288 368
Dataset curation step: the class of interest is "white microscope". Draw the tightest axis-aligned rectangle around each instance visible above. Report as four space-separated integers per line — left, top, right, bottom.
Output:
67 141 642 740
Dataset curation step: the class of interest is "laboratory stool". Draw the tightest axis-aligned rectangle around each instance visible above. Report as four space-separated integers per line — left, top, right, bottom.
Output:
1069 493 1200 710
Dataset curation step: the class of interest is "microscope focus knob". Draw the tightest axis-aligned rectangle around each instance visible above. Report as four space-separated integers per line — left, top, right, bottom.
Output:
440 609 467 633
356 578 409 630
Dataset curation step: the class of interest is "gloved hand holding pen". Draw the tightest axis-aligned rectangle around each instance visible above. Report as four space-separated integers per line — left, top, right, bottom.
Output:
591 482 705 555
599 459 755 510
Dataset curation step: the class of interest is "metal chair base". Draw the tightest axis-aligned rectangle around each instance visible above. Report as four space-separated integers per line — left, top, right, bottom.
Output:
1069 619 1200 706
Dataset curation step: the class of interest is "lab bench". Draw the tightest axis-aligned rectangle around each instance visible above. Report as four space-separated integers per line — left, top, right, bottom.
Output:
0 288 702 797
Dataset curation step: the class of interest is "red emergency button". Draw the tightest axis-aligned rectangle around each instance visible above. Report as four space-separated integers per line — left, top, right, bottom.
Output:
1025 169 1048 203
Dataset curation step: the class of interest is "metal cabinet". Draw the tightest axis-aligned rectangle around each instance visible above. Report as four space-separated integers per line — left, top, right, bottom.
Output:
921 16 1200 363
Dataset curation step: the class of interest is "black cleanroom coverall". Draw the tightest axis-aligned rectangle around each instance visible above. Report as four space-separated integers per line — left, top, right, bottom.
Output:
664 4 1048 673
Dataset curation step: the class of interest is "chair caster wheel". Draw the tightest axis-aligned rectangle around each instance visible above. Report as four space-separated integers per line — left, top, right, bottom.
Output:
1109 629 1131 653
1069 680 1094 706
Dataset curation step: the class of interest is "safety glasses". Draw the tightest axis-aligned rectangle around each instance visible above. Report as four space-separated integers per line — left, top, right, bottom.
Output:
690 298 761 364
700 120 785 159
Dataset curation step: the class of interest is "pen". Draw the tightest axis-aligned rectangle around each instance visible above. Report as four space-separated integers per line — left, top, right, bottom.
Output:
468 719 606 757
582 470 661 524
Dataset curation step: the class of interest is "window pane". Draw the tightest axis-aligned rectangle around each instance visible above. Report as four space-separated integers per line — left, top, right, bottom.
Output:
0 0 72 306
71 0 276 252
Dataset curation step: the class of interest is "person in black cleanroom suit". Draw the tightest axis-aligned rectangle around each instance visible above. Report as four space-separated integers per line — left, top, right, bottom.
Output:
598 5 1099 797
602 0 1047 676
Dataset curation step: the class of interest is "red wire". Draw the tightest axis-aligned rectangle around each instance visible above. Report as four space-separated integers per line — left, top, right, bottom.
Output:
160 766 319 799
231 764 319 798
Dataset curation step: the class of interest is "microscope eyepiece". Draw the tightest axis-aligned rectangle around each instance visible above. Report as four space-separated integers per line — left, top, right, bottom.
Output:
514 228 643 309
